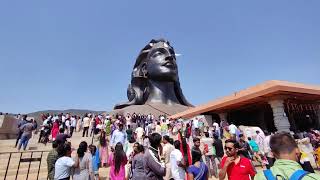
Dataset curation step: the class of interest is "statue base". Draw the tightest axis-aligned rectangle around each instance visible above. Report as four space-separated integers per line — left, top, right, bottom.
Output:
110 103 190 118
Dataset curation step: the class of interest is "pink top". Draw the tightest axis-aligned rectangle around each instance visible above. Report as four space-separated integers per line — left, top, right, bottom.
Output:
51 122 59 139
108 153 128 180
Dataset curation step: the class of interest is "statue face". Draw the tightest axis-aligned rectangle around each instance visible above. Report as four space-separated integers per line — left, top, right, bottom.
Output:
146 47 178 81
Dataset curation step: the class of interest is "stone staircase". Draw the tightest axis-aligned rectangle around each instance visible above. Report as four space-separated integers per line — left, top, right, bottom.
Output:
0 131 96 180
0 151 49 180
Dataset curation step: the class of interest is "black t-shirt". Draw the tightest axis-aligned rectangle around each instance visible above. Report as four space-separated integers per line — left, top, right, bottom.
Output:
55 134 70 144
213 139 224 158
239 141 251 158
126 129 133 140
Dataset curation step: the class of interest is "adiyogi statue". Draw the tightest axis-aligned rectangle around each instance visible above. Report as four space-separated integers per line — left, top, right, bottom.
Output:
114 39 192 115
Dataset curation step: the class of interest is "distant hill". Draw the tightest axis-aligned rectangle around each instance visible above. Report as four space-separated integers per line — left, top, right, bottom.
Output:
27 109 106 119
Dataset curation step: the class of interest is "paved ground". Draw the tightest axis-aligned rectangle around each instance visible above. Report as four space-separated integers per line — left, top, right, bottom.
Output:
0 131 222 179
4 130 320 179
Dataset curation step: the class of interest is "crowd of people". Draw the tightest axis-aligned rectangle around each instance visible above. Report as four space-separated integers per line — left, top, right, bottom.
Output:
12 112 320 180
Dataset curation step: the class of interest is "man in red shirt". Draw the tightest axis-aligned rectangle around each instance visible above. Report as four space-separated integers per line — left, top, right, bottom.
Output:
219 139 256 180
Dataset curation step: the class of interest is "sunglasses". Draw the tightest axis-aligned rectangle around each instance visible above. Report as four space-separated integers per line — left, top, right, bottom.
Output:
224 147 233 151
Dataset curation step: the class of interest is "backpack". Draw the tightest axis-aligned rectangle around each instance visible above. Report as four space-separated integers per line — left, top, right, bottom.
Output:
263 169 309 180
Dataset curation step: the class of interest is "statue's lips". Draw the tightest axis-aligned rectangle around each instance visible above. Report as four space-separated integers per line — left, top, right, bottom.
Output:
163 62 175 67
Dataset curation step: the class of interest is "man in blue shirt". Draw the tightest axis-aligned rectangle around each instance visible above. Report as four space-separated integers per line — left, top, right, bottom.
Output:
15 115 28 147
110 123 127 148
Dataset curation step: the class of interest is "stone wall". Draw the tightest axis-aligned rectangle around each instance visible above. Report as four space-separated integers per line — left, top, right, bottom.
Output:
0 115 18 140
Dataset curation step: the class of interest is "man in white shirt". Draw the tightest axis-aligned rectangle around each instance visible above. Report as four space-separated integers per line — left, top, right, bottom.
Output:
170 140 186 180
213 121 220 138
263 131 275 168
65 118 70 134
38 117 50 143
155 121 161 134
135 124 144 144
125 113 131 129
110 124 127 147
162 135 175 180
54 143 79 180
255 130 264 154
82 115 90 137
70 116 77 137
228 123 237 139
192 118 199 137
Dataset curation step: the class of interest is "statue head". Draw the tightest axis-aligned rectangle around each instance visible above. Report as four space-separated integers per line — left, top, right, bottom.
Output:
114 39 192 109
137 39 178 82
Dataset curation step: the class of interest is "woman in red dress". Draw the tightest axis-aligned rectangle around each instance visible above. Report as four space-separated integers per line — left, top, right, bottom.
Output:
178 130 192 180
51 119 59 141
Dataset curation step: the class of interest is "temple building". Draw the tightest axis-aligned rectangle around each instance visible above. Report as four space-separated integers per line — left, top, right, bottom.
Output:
169 80 320 132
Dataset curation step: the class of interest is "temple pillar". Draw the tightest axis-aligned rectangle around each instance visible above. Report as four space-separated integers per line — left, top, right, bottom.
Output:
268 99 291 132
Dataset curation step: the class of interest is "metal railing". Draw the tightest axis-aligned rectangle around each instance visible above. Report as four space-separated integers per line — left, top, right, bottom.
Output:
1 150 50 180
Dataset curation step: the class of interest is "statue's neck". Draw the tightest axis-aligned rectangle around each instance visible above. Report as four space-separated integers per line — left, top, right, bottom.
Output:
146 80 180 105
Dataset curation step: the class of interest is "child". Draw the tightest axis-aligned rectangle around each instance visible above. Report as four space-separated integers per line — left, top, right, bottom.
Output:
90 144 100 180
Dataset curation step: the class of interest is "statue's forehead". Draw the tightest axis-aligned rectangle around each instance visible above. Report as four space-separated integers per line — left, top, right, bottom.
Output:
148 43 175 54
149 41 170 48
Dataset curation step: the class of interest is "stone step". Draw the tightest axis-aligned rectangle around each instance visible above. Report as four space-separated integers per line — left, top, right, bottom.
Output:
0 166 48 176
0 160 48 168
0 161 47 169
0 172 48 180
0 153 49 159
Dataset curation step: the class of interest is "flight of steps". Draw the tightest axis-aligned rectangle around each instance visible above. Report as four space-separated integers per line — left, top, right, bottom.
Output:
0 131 99 180
0 151 49 180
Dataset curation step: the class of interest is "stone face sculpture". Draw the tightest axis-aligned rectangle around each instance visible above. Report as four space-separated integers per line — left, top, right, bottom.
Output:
114 39 192 110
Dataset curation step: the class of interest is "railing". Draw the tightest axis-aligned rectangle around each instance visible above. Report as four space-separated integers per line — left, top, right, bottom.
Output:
0 150 50 180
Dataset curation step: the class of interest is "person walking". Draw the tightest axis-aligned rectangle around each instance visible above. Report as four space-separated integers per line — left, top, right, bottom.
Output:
187 147 209 180
89 145 100 180
51 119 59 141
55 143 79 180
213 134 224 164
135 124 144 144
126 125 133 142
76 116 81 132
170 140 186 180
99 131 108 167
70 116 77 137
238 134 252 159
263 131 275 168
132 144 146 180
255 131 264 153
248 137 263 165
82 115 90 137
73 141 94 180
47 141 59 180
15 115 28 147
89 116 96 137
144 133 166 180
110 123 127 147
162 135 175 180
17 118 35 151
55 128 71 145
201 132 218 178
107 142 128 180
192 137 202 164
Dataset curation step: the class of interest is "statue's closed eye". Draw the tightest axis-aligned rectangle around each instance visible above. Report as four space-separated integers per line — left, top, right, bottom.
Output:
152 51 163 57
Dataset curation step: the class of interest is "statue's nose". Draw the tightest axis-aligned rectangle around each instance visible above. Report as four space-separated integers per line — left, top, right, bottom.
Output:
165 55 174 62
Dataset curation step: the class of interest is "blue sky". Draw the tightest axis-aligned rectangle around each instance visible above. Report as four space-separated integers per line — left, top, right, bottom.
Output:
0 1 319 114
